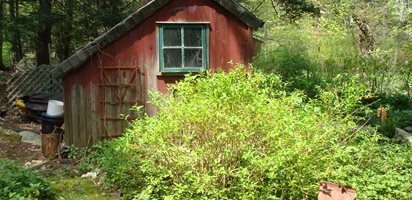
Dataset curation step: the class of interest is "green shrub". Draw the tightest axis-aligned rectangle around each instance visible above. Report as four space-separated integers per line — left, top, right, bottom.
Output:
87 67 412 199
1 42 12 69
380 93 412 110
0 158 56 199
317 74 370 118
378 117 399 138
253 27 324 98
392 110 412 128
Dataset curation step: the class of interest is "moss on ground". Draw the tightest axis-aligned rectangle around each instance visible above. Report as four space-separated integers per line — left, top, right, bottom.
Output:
49 177 116 200
0 128 21 142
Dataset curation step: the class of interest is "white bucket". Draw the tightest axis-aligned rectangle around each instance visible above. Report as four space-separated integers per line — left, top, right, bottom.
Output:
46 100 64 117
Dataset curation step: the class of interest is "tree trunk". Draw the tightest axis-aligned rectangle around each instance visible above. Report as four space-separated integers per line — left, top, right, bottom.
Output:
352 14 376 55
0 0 5 70
15 0 22 60
9 0 23 66
36 0 52 66
56 0 73 62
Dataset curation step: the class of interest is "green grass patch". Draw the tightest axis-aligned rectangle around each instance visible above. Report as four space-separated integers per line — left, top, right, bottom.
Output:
0 128 21 142
49 177 115 200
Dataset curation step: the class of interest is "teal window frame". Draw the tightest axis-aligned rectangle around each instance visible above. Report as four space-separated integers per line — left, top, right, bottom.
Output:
159 24 207 73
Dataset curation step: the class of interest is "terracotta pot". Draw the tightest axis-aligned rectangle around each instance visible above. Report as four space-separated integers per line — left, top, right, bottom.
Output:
318 181 356 200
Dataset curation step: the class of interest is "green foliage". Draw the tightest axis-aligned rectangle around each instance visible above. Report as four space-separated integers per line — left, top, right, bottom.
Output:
392 110 412 128
84 68 412 199
254 26 323 97
78 140 143 196
331 136 412 199
1 42 12 68
380 93 412 110
66 144 91 161
0 158 56 200
275 0 320 21
379 117 399 138
317 74 370 118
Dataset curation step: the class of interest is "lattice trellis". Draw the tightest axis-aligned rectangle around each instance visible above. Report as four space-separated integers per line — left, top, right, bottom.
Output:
5 64 63 106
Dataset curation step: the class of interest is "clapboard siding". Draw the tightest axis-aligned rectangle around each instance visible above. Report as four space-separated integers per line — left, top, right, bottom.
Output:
63 0 256 146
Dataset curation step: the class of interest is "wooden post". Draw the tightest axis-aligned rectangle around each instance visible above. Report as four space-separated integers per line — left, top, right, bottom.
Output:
41 133 58 159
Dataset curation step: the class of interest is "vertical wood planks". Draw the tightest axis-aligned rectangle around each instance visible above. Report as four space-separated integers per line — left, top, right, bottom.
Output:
70 84 80 146
68 82 103 147
79 87 87 147
64 84 72 145
62 0 255 146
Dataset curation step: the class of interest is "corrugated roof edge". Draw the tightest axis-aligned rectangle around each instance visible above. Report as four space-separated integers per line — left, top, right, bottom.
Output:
52 0 264 79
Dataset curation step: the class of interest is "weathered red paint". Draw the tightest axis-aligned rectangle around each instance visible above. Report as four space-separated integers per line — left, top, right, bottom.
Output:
63 0 254 146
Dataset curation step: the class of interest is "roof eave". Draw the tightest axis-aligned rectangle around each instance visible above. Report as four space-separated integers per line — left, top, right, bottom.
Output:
52 0 264 79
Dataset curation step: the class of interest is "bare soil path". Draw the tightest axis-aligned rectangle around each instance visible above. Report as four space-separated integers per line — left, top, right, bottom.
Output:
0 110 44 163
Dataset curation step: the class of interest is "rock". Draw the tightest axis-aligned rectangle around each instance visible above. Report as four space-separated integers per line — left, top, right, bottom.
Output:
395 128 412 147
18 131 42 146
405 126 412 133
81 171 98 179
60 159 71 165
24 160 48 169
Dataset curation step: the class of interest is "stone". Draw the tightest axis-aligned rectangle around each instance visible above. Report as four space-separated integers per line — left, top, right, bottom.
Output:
60 159 71 165
81 171 98 179
24 160 48 169
395 128 412 147
404 126 412 133
18 131 42 146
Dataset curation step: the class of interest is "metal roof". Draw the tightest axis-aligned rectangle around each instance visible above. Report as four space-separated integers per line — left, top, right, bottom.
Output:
52 0 264 78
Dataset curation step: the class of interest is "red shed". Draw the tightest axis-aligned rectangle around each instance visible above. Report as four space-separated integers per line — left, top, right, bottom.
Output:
52 0 264 147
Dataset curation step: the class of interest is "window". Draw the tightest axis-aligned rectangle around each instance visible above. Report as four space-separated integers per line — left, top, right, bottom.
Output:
159 24 207 73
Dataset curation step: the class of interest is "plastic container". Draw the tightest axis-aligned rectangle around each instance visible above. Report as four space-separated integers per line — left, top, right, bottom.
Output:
46 100 64 117
41 113 64 134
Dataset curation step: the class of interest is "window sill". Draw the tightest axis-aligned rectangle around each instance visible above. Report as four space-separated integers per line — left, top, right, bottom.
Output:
156 71 204 76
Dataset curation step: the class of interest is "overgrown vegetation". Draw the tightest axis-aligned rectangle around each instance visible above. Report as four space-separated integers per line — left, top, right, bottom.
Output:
82 68 412 199
251 0 411 108
0 158 56 199
48 177 115 200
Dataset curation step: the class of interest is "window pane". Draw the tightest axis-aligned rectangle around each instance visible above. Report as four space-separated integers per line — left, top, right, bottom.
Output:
164 49 182 68
164 28 181 46
184 28 202 47
184 49 202 68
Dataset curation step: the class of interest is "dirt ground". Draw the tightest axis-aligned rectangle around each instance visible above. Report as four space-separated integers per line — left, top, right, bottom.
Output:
0 69 46 163
1 69 116 199
0 68 48 166
0 109 44 164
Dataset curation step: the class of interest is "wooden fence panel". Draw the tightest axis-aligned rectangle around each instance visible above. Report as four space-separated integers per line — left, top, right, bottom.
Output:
5 65 63 106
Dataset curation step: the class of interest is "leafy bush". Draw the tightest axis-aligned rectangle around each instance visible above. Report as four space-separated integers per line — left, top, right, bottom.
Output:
0 158 55 199
253 27 324 98
379 93 412 110
378 117 399 138
317 74 370 118
392 110 412 128
86 68 412 199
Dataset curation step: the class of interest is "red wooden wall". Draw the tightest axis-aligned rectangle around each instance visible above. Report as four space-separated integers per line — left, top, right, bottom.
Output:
63 0 254 146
